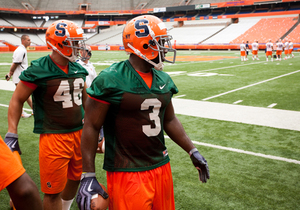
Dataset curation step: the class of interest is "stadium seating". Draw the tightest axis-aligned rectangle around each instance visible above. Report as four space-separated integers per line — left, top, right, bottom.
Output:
285 24 300 43
0 18 12 26
85 25 125 45
203 17 261 44
231 16 298 43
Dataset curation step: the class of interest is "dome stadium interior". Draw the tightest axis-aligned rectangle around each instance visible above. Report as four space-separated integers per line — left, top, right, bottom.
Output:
0 0 299 49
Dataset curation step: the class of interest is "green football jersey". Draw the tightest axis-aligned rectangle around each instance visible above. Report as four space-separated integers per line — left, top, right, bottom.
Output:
87 60 178 172
20 55 88 134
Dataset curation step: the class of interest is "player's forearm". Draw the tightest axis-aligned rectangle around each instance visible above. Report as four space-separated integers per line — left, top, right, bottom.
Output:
8 63 19 75
81 126 98 172
7 97 23 134
164 116 195 153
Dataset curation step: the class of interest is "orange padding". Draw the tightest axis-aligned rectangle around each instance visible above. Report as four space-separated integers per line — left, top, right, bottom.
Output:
0 46 9 51
2 44 300 52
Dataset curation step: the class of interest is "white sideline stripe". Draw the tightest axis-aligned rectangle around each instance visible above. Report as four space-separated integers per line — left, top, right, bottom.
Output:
172 98 300 131
202 69 300 101
165 136 300 165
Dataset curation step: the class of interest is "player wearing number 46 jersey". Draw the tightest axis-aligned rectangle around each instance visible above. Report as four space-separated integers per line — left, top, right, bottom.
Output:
77 15 210 210
6 19 89 210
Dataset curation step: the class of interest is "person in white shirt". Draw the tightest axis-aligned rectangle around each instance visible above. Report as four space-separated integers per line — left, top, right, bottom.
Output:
251 40 259 60
5 35 33 118
288 40 294 58
77 46 105 153
265 39 274 62
275 39 283 61
240 41 246 61
77 46 97 88
284 39 289 60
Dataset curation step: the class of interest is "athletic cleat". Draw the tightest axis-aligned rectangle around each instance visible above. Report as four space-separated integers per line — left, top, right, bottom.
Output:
21 111 32 118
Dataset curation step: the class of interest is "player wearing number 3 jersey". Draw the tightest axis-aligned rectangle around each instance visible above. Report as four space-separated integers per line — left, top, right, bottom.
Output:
77 15 210 210
6 20 89 210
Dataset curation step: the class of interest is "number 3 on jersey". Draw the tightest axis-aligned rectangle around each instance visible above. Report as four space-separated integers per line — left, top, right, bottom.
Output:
53 78 84 108
141 98 162 137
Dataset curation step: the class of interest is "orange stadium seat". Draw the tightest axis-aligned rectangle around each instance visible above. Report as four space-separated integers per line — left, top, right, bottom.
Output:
285 24 300 43
231 17 298 43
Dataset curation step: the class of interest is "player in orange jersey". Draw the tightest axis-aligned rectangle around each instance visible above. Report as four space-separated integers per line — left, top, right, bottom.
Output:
1 135 42 210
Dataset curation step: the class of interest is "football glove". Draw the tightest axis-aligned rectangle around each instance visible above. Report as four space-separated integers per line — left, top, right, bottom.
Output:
76 173 109 210
4 132 22 155
190 148 210 183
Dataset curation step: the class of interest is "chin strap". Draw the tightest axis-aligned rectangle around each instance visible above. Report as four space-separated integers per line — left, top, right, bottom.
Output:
127 43 164 70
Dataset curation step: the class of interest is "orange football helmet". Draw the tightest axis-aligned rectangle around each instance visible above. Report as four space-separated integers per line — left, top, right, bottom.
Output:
123 15 176 70
46 19 87 62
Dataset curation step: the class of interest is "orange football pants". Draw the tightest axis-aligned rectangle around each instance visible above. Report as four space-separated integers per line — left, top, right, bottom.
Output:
107 162 175 210
39 130 82 194
252 50 258 55
240 51 246 56
266 51 272 56
0 135 25 191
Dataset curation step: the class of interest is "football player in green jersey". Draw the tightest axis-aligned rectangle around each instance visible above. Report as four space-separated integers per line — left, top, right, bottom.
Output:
6 20 89 210
77 15 210 210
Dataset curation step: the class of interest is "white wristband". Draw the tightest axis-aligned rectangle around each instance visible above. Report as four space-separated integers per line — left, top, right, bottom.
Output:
189 148 198 156
81 172 95 180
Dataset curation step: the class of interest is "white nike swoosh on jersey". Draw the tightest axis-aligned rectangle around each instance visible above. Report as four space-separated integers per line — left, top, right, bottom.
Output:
74 70 78 73
88 180 93 192
159 84 166 89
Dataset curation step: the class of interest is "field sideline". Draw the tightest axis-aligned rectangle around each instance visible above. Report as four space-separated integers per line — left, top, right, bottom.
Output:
0 50 299 209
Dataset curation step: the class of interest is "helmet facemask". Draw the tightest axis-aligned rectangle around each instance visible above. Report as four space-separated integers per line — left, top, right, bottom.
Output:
149 34 176 64
61 37 87 62
127 26 176 71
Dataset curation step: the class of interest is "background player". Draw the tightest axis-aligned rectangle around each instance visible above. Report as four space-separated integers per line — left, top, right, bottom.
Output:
76 46 105 152
1 135 42 210
245 41 250 60
265 39 273 62
284 39 289 60
76 15 209 210
5 20 89 210
288 40 294 58
275 39 283 61
251 40 259 60
5 35 33 118
240 40 246 61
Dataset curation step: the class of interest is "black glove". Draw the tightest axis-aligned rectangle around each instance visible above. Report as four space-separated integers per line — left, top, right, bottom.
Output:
76 173 109 210
190 148 210 183
4 132 22 155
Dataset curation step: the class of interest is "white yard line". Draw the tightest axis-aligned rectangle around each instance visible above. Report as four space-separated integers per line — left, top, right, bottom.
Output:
267 103 277 108
233 100 243 104
164 136 300 165
202 69 300 101
169 60 265 72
